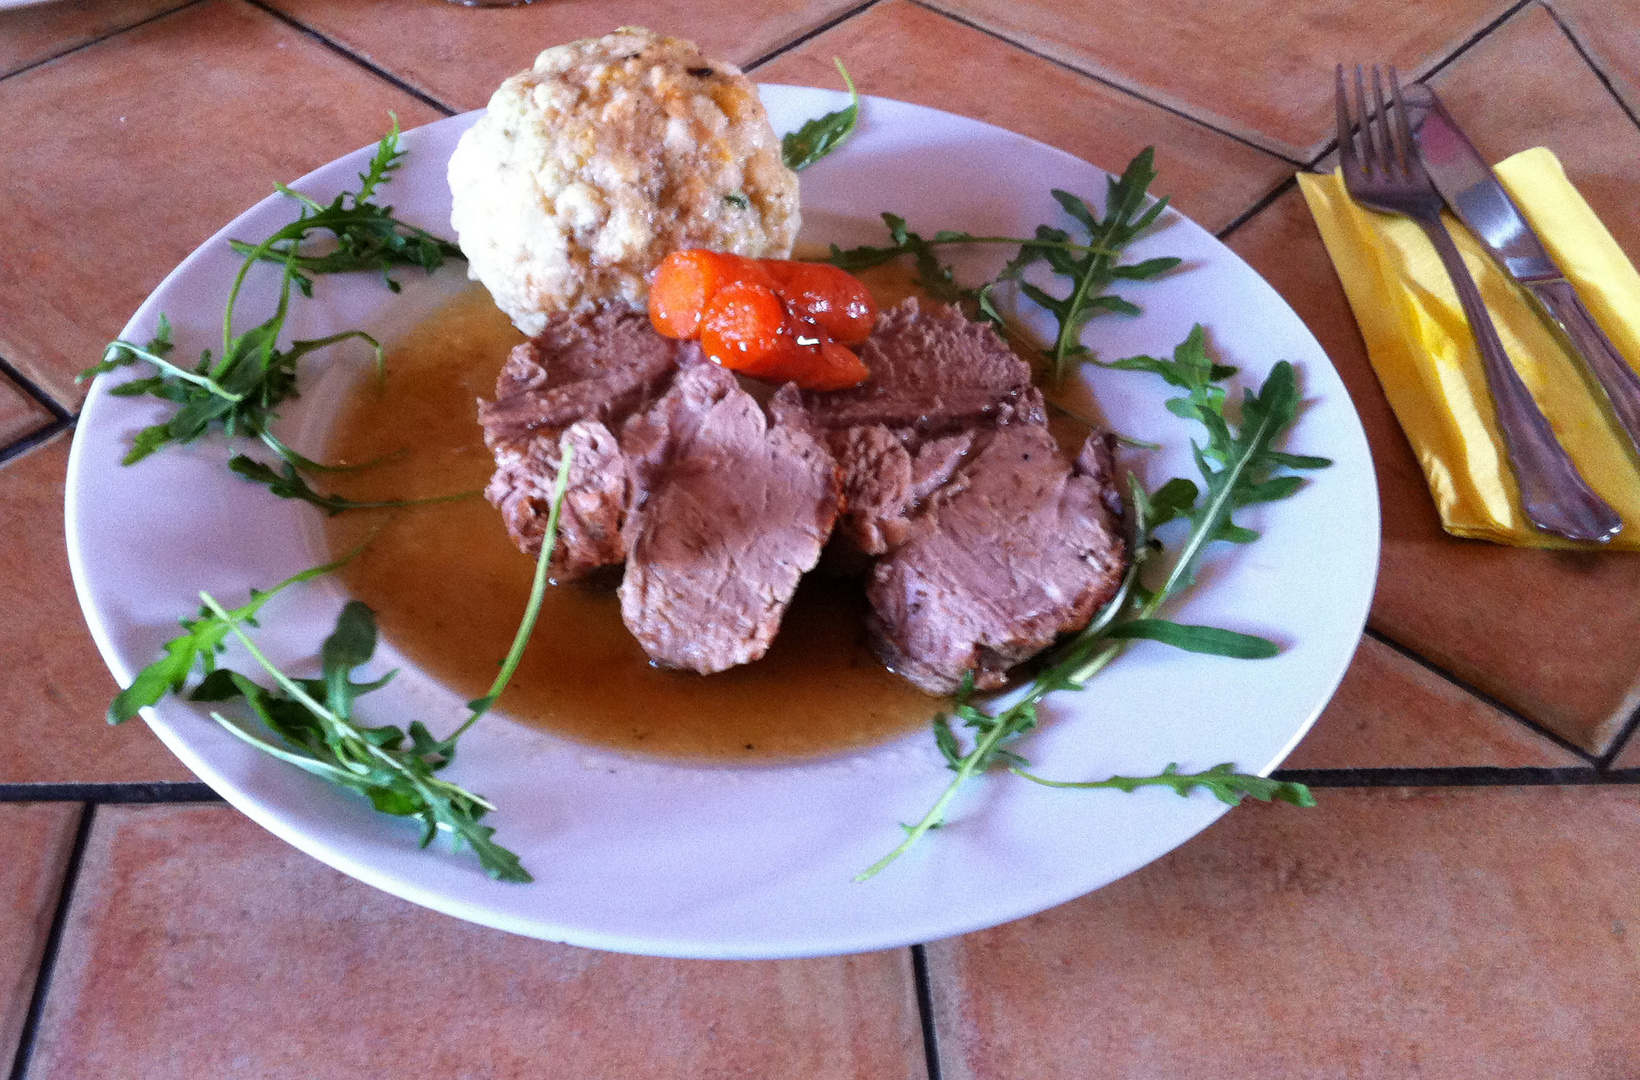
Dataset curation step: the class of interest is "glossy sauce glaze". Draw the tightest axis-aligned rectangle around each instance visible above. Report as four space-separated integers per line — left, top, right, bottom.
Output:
320 283 942 762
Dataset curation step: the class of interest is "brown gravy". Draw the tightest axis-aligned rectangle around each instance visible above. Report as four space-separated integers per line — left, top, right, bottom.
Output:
320 284 942 762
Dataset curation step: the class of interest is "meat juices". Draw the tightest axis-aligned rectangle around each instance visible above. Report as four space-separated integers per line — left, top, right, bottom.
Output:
478 296 1126 694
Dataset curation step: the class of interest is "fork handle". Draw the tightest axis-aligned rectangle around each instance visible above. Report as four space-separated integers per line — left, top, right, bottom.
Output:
1413 211 1623 543
1524 277 1640 462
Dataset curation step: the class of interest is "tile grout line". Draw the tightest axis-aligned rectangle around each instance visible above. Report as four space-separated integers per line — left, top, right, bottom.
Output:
1215 174 1299 242
1539 1 1640 132
1362 627 1605 766
6 804 94 1080
744 0 886 71
0 356 73 425
0 782 222 804
910 945 946 1080
0 0 208 85
1415 0 1537 83
0 420 73 470
904 0 1308 167
240 0 457 118
1594 701 1640 769
1274 766 1640 787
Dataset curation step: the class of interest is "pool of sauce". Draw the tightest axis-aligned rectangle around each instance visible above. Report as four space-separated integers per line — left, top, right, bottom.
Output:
319 284 943 762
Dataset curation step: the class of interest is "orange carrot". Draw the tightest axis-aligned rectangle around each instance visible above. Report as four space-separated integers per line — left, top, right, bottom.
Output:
699 281 792 376
761 260 878 345
650 251 774 339
653 251 876 390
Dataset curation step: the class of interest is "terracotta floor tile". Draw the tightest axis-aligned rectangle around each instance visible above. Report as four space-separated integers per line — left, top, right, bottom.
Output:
1228 188 1640 755
0 0 187 78
1426 4 1640 257
0 436 191 783
0 0 445 408
926 785 1640 1078
28 805 925 1080
1548 0 1640 118
1283 636 1584 769
263 0 861 113
921 0 1511 159
0 373 52 448
0 804 81 1069
752 0 1291 234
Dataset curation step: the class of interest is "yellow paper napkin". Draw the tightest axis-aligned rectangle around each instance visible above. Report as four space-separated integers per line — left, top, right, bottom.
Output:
1298 148 1640 548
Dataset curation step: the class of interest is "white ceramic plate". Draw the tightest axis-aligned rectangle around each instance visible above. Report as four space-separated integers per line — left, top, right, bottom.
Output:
67 87 1378 959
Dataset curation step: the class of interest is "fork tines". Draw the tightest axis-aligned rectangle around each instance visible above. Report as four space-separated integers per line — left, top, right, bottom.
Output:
1334 64 1419 180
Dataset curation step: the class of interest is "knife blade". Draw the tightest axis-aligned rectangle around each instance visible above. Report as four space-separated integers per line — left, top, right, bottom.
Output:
1404 82 1640 462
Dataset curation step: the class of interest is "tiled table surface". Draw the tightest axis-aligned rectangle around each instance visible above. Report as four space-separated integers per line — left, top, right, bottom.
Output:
4 0 1639 1075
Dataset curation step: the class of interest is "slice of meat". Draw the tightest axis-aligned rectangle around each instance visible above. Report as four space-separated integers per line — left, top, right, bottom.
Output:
484 420 631 580
772 298 1047 565
830 427 974 558
478 305 699 577
478 305 697 443
770 297 1045 437
867 426 1126 695
618 364 841 674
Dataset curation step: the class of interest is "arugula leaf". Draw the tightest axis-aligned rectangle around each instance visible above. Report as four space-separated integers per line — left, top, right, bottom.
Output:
106 543 367 725
83 118 451 474
123 446 576 882
1013 762 1315 807
227 116 463 295
1103 619 1278 658
830 148 1177 382
202 600 531 882
857 338 1327 881
782 59 859 171
227 454 478 516
1011 153 1181 383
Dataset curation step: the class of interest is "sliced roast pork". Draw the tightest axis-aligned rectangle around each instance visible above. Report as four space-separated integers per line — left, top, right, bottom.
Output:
771 297 1044 436
618 364 841 674
867 426 1126 695
478 305 699 579
772 298 1049 563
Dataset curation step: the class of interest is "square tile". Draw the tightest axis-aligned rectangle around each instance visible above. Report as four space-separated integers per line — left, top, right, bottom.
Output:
752 0 1293 234
1283 635 1585 769
0 373 53 448
28 804 926 1080
921 0 1513 158
0 803 81 1070
264 0 863 112
0 0 446 407
0 436 192 783
926 786 1640 1078
0 0 186 79
1228 185 1640 755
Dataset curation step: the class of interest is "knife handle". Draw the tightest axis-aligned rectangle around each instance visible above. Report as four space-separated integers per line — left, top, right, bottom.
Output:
1527 278 1640 462
1416 212 1623 542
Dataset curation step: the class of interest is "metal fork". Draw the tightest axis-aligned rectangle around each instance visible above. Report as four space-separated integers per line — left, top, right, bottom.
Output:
1335 65 1621 543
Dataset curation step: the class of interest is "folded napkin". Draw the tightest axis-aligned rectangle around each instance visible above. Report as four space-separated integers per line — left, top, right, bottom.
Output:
1298 148 1640 549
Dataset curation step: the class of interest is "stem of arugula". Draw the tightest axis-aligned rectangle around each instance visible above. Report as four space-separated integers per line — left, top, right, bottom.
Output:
452 446 574 740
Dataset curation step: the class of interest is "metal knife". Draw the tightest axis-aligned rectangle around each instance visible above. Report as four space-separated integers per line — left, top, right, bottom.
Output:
1404 82 1640 462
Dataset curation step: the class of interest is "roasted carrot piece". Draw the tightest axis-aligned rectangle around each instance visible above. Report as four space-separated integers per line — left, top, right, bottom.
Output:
699 280 792 376
793 339 871 390
760 260 878 345
649 251 775 339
